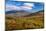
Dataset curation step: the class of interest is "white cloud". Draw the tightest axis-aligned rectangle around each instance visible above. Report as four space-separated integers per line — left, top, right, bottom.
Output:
24 3 34 7
20 6 32 10
6 3 34 11
6 4 22 11
6 4 16 11
22 3 34 10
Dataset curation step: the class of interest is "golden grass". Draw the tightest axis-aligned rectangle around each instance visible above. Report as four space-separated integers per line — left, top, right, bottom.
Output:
5 14 44 30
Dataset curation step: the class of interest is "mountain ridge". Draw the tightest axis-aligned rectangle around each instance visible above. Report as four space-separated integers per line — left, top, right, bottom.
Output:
5 10 44 17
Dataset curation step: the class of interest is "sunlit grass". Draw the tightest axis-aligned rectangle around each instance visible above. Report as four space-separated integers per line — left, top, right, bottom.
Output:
5 14 44 30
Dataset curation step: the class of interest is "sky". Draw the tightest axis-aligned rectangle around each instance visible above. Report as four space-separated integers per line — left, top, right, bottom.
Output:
5 0 44 13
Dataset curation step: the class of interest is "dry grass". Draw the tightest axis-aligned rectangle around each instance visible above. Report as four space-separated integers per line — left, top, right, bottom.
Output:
5 12 44 31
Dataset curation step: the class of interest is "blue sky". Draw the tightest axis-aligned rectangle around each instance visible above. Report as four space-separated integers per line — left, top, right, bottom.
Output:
6 0 44 13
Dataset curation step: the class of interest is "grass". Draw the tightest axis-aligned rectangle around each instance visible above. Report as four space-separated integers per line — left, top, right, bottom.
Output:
5 13 44 30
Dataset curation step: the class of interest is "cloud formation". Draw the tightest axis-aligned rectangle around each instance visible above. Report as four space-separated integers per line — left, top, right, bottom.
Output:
6 3 34 11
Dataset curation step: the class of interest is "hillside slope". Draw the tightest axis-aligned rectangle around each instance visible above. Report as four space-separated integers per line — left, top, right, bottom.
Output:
5 10 44 30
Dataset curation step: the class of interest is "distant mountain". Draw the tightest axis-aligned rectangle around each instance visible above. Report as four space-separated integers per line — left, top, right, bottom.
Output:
5 10 44 17
24 10 44 17
5 10 25 14
5 10 16 14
